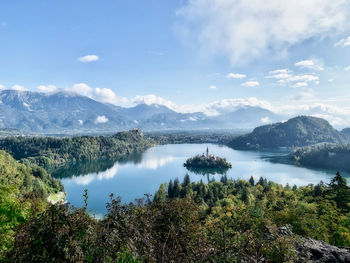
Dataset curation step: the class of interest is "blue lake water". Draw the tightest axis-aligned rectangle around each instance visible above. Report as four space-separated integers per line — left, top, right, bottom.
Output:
56 144 343 216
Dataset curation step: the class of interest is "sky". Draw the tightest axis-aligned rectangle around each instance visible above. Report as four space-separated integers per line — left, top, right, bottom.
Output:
1 0 350 127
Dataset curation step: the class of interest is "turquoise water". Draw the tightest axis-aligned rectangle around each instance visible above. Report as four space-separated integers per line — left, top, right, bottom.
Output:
56 144 341 216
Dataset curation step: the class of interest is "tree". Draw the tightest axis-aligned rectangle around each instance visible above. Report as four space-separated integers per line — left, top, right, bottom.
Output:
220 175 228 184
173 178 180 197
328 172 350 211
183 174 190 187
249 176 255 186
154 184 167 203
167 180 174 198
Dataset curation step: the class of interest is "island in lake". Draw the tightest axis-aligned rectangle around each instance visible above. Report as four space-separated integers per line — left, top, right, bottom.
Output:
184 147 232 169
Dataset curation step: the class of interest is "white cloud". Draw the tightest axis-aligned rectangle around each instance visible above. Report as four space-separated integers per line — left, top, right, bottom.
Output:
92 88 117 104
72 163 119 185
292 82 308 88
294 59 324 70
78 55 99 63
226 73 246 79
0 85 5 90
310 114 349 127
131 94 178 110
119 96 274 116
334 36 350 47
176 0 349 64
95 115 109 124
11 85 26 91
37 85 57 93
269 69 292 75
261 117 271 123
344 66 350 71
266 73 293 79
241 81 259 87
288 75 319 82
267 67 320 86
78 120 84 125
209 85 217 90
71 83 93 96
137 156 174 170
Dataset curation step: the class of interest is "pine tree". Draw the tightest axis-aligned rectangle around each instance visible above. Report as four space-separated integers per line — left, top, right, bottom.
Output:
168 180 174 198
249 176 255 186
173 178 180 197
328 172 350 211
220 175 228 184
183 174 191 187
257 177 266 187
154 184 167 203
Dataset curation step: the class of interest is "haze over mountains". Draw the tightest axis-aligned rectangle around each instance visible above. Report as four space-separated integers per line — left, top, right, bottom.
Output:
0 89 282 134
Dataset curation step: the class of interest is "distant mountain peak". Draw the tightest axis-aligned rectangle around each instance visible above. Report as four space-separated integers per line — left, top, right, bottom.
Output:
0 89 284 134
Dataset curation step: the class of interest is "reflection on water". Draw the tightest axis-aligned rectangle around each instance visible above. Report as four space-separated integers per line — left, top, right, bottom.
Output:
72 164 120 186
54 144 346 215
137 156 174 170
50 152 144 179
185 166 230 176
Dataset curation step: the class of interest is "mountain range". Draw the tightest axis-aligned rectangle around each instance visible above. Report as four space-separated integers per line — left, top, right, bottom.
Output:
0 90 282 134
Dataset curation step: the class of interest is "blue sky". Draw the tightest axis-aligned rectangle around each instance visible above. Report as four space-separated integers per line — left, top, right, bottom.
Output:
1 0 350 126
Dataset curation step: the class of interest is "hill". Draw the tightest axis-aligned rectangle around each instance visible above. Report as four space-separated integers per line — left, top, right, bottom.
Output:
291 143 350 173
0 128 24 137
0 150 62 256
5 173 350 262
227 116 347 150
0 129 153 167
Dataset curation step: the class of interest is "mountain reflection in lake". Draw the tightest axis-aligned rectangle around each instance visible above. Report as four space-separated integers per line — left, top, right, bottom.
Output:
54 144 345 215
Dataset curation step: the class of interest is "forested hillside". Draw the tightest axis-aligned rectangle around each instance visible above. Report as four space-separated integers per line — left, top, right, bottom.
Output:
3 172 350 262
0 130 153 167
0 150 62 258
228 116 347 150
292 143 350 172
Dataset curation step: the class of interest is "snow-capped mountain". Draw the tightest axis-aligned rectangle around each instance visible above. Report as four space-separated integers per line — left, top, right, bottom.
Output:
0 90 282 134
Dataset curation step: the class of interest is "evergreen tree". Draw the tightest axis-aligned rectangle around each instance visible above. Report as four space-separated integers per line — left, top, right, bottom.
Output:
154 184 167 203
168 180 174 198
173 178 180 197
249 176 255 186
183 174 191 187
220 175 228 184
257 177 266 187
328 172 350 211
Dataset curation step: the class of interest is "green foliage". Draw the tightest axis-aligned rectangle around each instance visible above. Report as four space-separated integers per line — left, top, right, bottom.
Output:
229 116 347 150
292 143 350 172
159 172 350 247
184 154 232 169
0 150 61 260
0 130 153 168
147 131 238 145
328 171 350 212
3 166 350 262
8 204 97 263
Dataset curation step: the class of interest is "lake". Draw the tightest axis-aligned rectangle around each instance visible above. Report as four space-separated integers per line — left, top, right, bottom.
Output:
55 143 344 216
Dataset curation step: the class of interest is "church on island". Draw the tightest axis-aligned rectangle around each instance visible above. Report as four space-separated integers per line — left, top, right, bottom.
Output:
184 148 232 169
